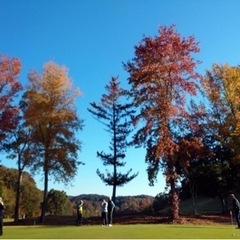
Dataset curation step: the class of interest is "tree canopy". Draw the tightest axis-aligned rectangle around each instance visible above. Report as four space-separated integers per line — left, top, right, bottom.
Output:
124 25 201 220
0 55 22 146
22 61 84 222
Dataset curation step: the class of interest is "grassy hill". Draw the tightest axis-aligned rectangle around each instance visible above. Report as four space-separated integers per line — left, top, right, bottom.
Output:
70 194 226 216
179 196 224 214
155 195 227 216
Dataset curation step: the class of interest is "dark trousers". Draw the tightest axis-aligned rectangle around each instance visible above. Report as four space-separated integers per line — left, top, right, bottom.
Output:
77 213 83 226
101 212 108 225
0 217 3 235
234 211 240 227
108 210 113 224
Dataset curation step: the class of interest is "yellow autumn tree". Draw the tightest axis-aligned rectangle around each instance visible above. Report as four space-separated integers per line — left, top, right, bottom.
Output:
220 65 240 135
202 63 240 164
22 61 83 222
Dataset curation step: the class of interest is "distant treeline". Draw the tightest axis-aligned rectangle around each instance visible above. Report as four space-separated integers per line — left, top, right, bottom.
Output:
0 164 235 220
70 194 154 218
0 165 155 218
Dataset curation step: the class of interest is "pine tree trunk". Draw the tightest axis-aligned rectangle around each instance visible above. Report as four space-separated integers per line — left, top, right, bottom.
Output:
112 184 116 203
112 107 117 204
112 154 117 203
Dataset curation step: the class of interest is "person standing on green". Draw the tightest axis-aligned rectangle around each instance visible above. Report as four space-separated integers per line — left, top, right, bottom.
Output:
101 199 108 226
76 200 83 226
107 197 115 226
230 194 240 228
0 197 4 235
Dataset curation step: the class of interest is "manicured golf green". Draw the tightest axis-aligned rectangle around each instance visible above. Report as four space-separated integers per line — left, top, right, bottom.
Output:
1 224 239 239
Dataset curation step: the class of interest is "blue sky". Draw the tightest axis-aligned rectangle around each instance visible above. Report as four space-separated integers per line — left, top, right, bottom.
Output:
1 0 240 197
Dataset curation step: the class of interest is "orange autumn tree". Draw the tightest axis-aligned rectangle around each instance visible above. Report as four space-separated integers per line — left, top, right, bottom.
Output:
0 55 22 146
22 61 83 222
124 25 201 220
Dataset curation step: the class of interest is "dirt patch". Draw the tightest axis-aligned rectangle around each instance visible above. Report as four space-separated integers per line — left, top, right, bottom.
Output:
175 214 230 225
5 213 232 226
110 213 230 226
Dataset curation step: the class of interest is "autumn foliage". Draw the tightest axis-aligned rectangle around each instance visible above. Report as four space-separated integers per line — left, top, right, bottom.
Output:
201 64 240 166
0 55 22 143
2 24 240 223
23 61 83 222
125 25 201 220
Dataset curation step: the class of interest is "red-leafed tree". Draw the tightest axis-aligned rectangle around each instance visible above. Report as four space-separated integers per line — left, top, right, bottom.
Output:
0 55 22 148
124 25 201 220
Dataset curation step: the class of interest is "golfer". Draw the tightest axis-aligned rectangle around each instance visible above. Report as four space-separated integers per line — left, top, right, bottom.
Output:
0 197 4 236
230 194 240 228
101 199 108 226
76 200 83 226
107 197 115 226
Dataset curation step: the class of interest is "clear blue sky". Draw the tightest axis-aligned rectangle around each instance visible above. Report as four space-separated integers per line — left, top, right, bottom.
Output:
1 0 240 197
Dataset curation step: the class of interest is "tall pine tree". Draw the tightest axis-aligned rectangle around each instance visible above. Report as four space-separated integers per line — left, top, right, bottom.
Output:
88 77 138 202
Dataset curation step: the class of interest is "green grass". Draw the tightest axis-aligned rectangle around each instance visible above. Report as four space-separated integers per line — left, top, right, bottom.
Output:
1 224 240 239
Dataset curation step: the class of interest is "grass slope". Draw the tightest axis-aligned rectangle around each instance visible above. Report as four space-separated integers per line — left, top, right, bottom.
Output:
179 196 224 214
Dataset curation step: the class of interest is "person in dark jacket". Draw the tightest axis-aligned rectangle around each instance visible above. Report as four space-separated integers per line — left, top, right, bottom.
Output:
230 194 240 228
0 197 5 236
107 197 115 226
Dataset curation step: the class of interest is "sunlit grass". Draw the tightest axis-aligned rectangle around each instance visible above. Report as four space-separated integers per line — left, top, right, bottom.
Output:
3 218 14 222
1 223 239 239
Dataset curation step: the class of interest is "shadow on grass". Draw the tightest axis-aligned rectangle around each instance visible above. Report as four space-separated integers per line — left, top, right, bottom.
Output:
4 212 231 227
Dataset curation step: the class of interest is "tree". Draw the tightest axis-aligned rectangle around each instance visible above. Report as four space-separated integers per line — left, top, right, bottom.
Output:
152 193 169 213
202 64 240 158
0 55 22 149
88 76 138 202
199 64 240 206
124 25 201 220
22 61 83 222
0 55 22 220
46 189 71 215
19 172 42 218
0 166 41 218
0 179 5 202
3 117 36 222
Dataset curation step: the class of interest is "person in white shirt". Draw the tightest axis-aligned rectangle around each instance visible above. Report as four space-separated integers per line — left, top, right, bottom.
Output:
101 199 108 226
